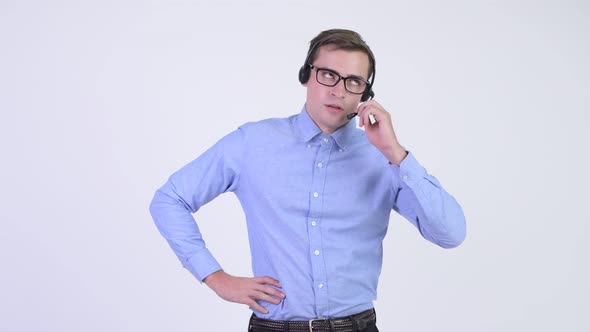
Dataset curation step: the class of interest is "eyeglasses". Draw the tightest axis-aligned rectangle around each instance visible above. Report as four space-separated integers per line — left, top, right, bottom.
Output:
309 64 370 95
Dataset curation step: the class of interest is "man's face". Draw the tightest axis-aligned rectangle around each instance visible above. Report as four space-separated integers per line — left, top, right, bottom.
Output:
304 46 371 134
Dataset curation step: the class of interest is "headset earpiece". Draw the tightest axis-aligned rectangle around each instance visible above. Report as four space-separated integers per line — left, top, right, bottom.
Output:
298 64 311 84
361 87 374 102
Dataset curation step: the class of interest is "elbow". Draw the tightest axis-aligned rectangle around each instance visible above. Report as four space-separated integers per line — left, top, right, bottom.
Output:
423 210 466 249
437 202 467 249
149 190 161 218
149 191 161 229
438 231 465 249
149 189 170 230
438 218 467 249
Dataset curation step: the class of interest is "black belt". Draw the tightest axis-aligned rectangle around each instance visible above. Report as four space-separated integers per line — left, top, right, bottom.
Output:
249 308 376 332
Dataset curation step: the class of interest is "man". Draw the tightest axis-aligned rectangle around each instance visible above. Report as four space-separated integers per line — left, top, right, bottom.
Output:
150 29 466 332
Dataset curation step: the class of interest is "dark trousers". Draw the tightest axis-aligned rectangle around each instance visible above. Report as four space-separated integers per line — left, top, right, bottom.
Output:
248 308 379 332
248 316 379 332
249 326 378 332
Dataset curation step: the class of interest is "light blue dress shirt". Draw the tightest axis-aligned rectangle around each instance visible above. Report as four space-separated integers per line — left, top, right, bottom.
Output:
150 106 466 320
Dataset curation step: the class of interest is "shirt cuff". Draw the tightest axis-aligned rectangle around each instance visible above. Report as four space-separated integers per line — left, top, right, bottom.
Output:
390 152 427 187
182 248 222 283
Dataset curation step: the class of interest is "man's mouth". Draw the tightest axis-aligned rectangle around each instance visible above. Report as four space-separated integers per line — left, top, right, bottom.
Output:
325 103 344 112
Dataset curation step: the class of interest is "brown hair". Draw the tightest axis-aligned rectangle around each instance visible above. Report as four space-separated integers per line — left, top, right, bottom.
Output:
306 29 375 78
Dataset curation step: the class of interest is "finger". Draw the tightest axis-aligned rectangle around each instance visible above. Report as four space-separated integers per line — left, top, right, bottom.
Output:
247 300 269 314
368 113 377 125
360 103 374 121
361 107 373 127
362 104 385 126
357 104 367 127
251 290 283 305
254 284 286 299
254 276 282 288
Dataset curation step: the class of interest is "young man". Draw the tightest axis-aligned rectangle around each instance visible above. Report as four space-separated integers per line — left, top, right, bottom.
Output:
150 29 466 332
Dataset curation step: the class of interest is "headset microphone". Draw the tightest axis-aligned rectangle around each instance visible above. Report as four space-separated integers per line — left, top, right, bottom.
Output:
346 88 375 121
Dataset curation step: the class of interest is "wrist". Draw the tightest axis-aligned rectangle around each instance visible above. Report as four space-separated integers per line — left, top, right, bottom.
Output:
383 144 407 166
203 269 225 288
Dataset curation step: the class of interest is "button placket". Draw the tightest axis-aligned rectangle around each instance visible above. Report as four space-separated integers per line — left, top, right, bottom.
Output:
306 137 333 316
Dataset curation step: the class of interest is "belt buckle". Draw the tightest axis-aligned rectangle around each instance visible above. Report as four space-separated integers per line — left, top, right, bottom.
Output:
308 318 321 332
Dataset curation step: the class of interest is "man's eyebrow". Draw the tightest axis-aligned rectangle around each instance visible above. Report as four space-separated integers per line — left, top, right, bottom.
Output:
346 73 366 81
319 66 367 81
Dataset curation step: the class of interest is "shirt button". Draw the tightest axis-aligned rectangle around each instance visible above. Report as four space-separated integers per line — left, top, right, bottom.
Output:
323 138 329 143
402 174 408 180
313 192 319 198
339 149 343 152
311 221 317 226
307 144 311 148
317 162 323 168
318 283 324 289
314 250 320 256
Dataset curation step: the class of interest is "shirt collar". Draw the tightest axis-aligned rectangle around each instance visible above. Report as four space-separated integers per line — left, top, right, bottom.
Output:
295 104 358 150
331 113 358 150
295 105 323 142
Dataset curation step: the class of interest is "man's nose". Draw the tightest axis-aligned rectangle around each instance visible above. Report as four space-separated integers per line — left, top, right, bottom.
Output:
330 79 347 98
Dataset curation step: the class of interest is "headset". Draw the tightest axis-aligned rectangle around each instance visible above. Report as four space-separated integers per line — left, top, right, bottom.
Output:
298 33 376 102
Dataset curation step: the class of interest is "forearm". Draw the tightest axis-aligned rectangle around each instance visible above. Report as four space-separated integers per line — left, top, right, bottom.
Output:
149 186 222 281
149 129 245 281
393 153 466 248
382 144 408 166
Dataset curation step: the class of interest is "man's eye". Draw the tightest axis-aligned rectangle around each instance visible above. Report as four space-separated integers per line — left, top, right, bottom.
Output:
349 79 361 87
322 71 336 80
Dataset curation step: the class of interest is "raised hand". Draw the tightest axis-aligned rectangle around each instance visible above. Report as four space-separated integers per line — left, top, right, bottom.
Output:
356 100 408 166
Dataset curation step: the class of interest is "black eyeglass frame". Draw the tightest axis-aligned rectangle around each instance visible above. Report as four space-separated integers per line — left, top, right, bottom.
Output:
308 64 371 95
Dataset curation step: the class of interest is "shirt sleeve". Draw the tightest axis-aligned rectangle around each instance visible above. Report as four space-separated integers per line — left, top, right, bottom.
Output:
390 152 466 248
149 128 245 281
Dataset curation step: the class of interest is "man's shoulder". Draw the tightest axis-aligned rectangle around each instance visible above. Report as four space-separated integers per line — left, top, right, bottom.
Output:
237 114 297 135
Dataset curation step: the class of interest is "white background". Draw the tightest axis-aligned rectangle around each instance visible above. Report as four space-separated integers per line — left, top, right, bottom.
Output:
1 0 588 331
